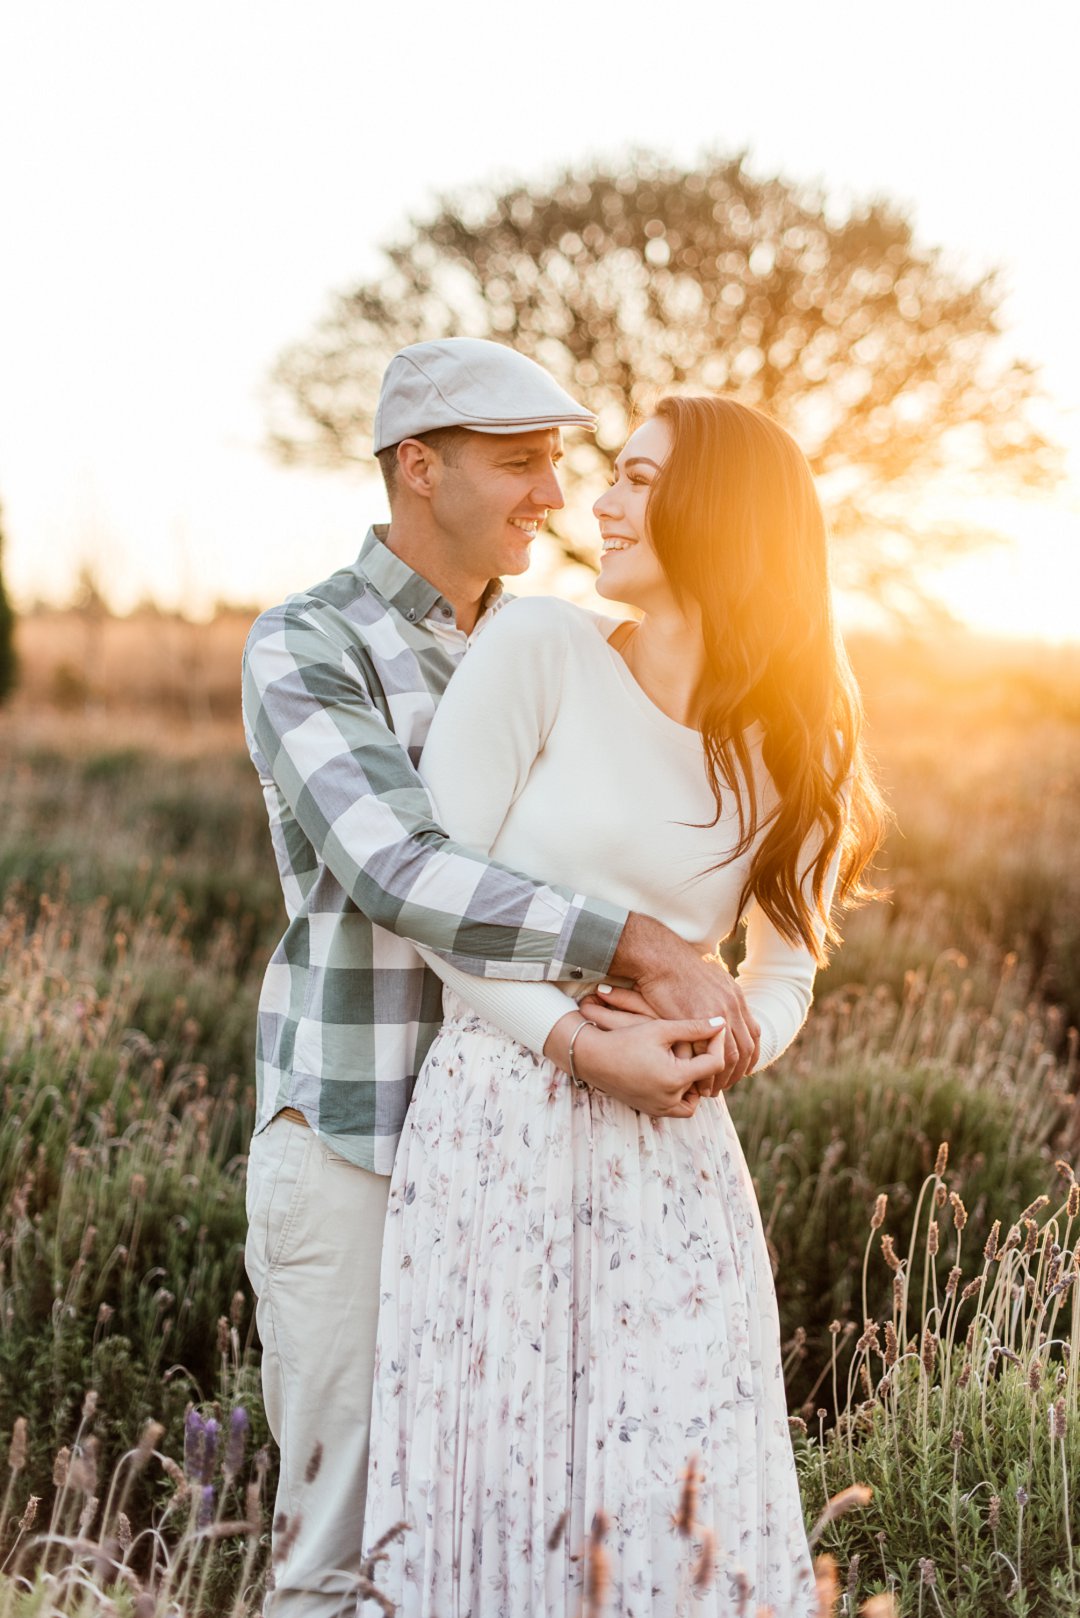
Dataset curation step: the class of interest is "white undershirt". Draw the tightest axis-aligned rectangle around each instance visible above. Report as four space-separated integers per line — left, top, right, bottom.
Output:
415 595 839 1071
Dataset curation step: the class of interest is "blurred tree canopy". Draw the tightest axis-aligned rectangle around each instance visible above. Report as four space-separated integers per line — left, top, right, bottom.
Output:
267 153 1059 613
0 504 17 704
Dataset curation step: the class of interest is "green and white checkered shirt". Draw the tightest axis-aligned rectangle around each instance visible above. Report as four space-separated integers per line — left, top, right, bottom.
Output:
242 526 626 1173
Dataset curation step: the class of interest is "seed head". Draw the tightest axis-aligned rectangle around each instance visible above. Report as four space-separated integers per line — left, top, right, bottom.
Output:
934 1142 949 1178
230 1291 245 1327
80 1390 99 1422
1029 1359 1043 1393
880 1234 900 1271
52 1447 70 1487
585 1512 610 1611
1020 1195 1050 1223
1017 1485 1029 1507
893 1273 905 1310
547 1509 568 1552
949 1192 968 1230
1068 1183 1080 1219
870 1194 888 1231
928 1221 940 1256
1023 1219 1038 1256
692 1527 715 1591
7 1417 27 1474
945 1265 962 1298
961 1277 983 1302
988 1494 1001 1530
856 1319 881 1355
216 1316 230 1356
957 1359 972 1390
984 1220 1001 1261
69 1437 99 1496
1051 1397 1068 1440
117 1511 132 1551
921 1328 937 1378
919 1557 937 1587
676 1455 700 1536
17 1495 39 1532
884 1322 899 1368
951 1429 963 1453
136 1419 165 1467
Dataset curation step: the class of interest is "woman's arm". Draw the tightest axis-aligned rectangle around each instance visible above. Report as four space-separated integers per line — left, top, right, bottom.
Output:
733 841 843 1069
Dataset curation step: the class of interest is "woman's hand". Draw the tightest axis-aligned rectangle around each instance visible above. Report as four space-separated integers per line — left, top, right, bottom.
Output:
579 986 746 1097
544 1011 728 1119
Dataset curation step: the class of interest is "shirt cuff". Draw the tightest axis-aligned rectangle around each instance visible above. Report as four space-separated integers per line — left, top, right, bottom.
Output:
550 895 628 982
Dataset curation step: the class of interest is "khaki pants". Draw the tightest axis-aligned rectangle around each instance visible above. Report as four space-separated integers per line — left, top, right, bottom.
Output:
245 1115 390 1618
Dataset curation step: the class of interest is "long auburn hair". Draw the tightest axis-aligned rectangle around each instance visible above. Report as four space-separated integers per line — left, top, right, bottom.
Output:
646 394 888 964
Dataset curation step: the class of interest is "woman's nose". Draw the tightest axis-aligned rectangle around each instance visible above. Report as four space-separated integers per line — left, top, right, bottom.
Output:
593 483 619 519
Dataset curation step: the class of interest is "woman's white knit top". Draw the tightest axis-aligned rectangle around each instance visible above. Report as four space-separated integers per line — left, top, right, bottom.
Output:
414 595 838 1069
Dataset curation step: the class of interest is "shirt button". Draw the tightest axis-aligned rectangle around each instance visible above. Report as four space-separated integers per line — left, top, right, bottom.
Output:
441 606 453 619
569 968 584 980
405 607 416 621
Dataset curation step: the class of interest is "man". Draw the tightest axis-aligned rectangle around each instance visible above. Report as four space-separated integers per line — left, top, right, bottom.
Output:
241 338 758 1616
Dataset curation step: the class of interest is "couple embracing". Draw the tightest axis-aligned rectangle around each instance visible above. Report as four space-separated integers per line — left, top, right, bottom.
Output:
242 339 885 1617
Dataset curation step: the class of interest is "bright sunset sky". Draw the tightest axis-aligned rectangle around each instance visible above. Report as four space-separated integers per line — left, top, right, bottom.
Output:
2 0 1078 637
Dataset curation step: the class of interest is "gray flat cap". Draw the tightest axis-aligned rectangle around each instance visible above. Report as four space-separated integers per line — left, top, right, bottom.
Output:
372 337 596 453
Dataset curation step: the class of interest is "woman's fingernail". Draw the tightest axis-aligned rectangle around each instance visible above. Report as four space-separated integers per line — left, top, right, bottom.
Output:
597 984 612 995
708 1015 726 1027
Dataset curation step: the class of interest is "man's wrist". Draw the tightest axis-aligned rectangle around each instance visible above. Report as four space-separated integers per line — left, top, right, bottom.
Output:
609 912 684 984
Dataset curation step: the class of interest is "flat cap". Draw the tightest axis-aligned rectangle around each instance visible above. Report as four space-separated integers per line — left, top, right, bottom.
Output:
372 337 596 453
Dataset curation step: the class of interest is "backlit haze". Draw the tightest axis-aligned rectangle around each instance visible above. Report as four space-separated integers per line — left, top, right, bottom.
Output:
2 0 1078 638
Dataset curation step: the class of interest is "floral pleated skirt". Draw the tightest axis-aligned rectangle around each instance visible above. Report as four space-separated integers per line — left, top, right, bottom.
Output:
363 994 816 1617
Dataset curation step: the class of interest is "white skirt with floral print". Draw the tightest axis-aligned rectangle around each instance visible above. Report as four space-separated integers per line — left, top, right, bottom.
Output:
363 995 816 1617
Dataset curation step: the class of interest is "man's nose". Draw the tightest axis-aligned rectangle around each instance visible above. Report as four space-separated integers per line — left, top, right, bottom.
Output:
533 462 565 511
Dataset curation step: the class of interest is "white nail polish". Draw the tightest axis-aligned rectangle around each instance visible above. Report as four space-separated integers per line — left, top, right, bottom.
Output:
597 984 612 995
708 1016 726 1026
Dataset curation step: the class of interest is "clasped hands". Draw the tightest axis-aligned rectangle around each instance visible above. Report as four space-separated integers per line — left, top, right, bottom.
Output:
543 954 760 1120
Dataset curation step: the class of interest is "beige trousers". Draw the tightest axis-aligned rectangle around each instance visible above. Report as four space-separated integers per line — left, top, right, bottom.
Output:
245 1115 390 1618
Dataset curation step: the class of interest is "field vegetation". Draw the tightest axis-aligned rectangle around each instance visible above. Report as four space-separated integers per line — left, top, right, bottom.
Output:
0 606 1077 1614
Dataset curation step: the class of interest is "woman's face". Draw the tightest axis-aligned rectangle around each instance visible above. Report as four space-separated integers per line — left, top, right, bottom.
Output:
592 416 676 613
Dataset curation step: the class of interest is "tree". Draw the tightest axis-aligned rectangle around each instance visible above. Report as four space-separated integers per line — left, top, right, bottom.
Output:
0 503 16 704
267 153 1060 614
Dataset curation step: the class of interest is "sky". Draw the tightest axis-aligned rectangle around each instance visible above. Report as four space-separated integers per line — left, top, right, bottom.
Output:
1 0 1079 637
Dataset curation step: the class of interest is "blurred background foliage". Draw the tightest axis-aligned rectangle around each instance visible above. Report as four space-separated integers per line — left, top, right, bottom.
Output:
268 152 1060 617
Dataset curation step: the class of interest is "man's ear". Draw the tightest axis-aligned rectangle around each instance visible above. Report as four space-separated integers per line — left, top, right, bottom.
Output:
396 439 441 499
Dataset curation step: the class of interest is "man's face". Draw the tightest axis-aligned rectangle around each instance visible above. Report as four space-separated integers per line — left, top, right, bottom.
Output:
429 428 565 581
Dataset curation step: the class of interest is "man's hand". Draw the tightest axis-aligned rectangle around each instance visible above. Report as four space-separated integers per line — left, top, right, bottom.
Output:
544 1013 728 1119
608 914 761 1089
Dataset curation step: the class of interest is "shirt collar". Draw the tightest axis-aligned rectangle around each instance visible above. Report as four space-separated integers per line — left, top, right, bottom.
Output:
357 525 504 626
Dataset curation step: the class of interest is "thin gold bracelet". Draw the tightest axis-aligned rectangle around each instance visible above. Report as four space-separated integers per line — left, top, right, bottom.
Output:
567 1017 597 1091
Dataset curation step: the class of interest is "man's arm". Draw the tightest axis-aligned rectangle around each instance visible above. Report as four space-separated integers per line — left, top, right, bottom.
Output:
242 601 624 980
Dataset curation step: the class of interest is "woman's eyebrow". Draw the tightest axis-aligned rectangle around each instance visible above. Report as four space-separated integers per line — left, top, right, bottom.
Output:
624 456 661 470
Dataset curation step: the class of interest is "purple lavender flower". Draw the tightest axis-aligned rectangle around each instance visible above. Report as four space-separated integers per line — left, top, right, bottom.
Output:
224 1407 249 1480
197 1484 216 1529
201 1418 220 1484
183 1409 206 1481
184 1409 221 1485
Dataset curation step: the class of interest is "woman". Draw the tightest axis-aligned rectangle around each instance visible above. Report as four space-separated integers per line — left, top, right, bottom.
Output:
362 396 886 1615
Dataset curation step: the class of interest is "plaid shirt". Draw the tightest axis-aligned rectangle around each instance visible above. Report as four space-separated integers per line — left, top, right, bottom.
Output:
242 527 626 1173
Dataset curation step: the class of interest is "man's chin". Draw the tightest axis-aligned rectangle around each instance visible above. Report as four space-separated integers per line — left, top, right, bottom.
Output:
500 544 535 575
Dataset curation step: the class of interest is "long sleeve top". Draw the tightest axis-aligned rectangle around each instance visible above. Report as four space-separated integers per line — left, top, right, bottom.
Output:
241 531 626 1172
416 594 839 1070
